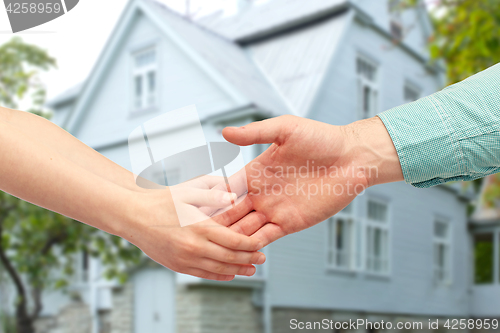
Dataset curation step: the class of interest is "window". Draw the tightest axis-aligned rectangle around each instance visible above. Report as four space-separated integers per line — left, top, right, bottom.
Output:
404 83 420 103
433 218 451 284
365 199 389 274
388 0 403 41
390 21 403 41
132 47 157 111
474 233 494 284
327 203 356 270
357 57 378 119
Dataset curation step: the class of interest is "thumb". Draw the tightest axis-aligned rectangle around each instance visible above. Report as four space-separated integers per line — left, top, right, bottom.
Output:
222 116 290 146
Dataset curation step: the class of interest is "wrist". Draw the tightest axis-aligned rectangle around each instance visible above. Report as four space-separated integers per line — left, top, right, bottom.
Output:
116 188 177 246
343 116 403 187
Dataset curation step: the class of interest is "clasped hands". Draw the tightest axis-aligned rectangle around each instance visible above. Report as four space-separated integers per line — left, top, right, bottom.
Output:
128 115 401 281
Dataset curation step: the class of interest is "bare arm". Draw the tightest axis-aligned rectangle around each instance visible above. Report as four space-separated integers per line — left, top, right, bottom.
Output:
0 115 265 280
0 106 143 192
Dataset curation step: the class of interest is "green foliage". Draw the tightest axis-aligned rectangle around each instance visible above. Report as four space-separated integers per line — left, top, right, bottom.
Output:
0 37 55 114
427 0 500 85
0 312 16 333
474 235 494 284
0 191 141 292
0 38 142 330
425 1 500 286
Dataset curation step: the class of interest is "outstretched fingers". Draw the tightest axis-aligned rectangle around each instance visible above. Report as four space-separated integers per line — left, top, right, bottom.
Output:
222 116 291 146
206 223 263 252
250 222 287 248
229 211 268 236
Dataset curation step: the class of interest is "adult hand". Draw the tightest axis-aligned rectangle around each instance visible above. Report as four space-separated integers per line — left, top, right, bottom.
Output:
123 180 265 281
221 115 403 246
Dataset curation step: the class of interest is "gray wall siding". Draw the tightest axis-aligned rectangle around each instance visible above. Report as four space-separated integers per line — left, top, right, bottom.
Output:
73 12 237 149
309 19 442 125
352 0 430 57
268 183 469 316
471 285 500 317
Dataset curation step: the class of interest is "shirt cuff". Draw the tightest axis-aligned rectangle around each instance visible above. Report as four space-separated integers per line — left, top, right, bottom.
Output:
377 96 466 188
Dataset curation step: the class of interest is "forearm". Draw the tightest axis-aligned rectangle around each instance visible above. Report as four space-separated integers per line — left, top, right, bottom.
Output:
377 63 500 188
343 117 404 187
0 119 142 237
0 106 144 192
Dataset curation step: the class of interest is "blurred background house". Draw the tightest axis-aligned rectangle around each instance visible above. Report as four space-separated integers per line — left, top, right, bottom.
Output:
1 0 499 332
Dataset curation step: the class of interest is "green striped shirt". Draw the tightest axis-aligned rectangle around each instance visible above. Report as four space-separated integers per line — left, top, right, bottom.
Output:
378 63 500 188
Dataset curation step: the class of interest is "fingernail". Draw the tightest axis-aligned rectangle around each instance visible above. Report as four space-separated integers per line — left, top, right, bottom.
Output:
256 253 266 265
245 266 256 276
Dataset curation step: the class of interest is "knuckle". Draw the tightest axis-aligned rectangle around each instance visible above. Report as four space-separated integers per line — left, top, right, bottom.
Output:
228 237 242 249
181 239 199 255
214 264 226 274
281 114 296 122
198 271 211 280
231 224 244 235
197 227 210 237
224 251 237 263
251 252 261 264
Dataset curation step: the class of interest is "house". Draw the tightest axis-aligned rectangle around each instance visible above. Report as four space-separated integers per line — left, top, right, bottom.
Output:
27 0 497 332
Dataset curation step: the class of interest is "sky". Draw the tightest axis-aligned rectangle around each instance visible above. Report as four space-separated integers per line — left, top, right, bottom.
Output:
0 0 232 102
0 0 432 103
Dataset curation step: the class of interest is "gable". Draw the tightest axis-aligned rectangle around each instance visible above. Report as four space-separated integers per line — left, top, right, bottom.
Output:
72 9 238 147
64 0 290 145
352 0 432 58
248 11 352 116
146 0 290 116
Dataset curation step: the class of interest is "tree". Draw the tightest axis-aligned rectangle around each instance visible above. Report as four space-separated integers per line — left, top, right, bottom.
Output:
420 0 500 198
0 37 142 333
425 0 500 282
427 0 500 85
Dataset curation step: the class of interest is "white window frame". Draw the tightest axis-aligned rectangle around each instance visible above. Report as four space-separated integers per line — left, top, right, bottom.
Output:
326 203 358 271
356 56 379 119
365 197 390 276
433 216 452 285
131 46 158 113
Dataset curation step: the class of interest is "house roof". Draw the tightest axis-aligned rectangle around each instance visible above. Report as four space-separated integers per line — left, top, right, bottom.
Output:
49 0 437 124
143 0 291 117
197 0 348 43
50 0 293 122
46 82 83 108
248 10 351 116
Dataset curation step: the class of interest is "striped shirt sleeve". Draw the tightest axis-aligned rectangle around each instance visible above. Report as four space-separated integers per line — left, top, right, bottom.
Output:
377 63 500 188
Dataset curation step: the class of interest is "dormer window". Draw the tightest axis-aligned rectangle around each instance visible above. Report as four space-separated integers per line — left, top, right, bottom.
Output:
390 21 403 41
132 47 157 111
388 0 403 41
